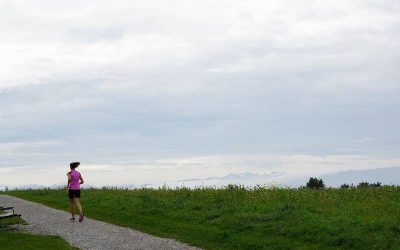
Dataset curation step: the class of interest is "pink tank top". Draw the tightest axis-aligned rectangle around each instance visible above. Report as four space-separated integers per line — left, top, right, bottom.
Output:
69 170 81 190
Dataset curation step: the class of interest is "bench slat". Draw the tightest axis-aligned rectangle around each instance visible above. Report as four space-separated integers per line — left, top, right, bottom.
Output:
1 207 14 210
0 214 20 218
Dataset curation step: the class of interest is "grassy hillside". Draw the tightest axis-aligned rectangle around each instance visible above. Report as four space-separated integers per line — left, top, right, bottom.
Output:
5 186 400 249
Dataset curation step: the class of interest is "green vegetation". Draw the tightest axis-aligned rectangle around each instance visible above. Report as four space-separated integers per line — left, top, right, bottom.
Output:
357 182 382 188
305 177 325 189
0 210 75 249
0 231 77 250
4 186 400 249
0 216 24 228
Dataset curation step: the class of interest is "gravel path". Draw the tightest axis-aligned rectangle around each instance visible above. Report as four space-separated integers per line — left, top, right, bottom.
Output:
0 195 201 250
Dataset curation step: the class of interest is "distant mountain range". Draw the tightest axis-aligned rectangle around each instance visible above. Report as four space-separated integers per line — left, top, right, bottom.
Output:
320 166 400 187
178 171 284 183
2 167 398 190
177 167 400 188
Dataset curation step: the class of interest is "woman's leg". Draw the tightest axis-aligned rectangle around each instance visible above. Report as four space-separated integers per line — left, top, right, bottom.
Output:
69 198 75 219
74 198 83 216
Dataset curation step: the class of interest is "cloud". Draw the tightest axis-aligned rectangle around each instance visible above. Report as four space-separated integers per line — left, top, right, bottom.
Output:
0 0 399 186
1 0 399 87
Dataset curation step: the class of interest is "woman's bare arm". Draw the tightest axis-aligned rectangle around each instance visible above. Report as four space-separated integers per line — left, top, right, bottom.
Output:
67 172 71 188
79 175 84 185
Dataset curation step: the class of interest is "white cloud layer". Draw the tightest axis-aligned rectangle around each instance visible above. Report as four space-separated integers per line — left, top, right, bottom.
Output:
1 153 400 188
0 0 399 187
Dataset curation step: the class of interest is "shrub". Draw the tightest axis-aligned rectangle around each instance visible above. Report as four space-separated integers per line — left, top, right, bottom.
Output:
370 182 381 187
358 182 369 188
306 177 325 189
340 183 351 189
357 182 381 188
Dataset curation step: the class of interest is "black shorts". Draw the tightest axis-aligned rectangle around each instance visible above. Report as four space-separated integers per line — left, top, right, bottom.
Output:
68 189 81 199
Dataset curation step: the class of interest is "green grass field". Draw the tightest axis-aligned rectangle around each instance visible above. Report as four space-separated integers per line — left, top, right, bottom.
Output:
0 231 77 250
0 211 76 250
4 186 400 249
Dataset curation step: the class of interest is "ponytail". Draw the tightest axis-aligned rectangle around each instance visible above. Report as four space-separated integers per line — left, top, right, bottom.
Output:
70 162 80 169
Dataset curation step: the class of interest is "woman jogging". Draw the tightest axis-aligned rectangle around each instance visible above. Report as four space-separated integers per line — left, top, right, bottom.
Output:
67 162 84 222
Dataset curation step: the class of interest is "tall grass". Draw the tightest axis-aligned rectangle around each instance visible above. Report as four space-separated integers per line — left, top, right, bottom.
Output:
5 186 400 249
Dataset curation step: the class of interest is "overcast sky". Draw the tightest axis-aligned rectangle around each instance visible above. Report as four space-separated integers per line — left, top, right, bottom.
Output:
1 0 399 188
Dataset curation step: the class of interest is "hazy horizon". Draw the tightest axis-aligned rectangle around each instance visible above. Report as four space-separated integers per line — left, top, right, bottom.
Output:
1 0 399 188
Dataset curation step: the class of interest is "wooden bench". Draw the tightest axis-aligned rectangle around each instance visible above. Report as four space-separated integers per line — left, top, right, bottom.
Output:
0 206 21 228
